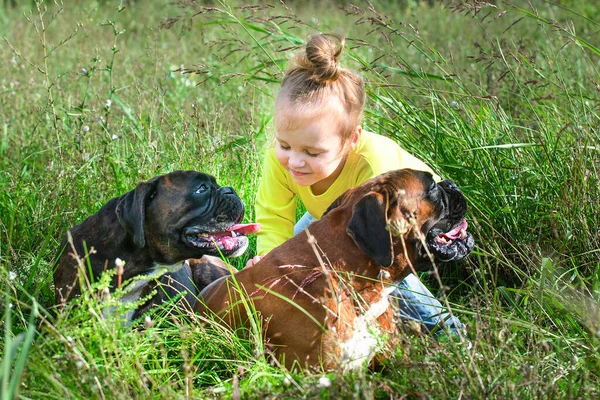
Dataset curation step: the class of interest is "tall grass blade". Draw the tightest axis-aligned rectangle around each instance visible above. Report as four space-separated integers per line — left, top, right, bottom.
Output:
1 288 39 400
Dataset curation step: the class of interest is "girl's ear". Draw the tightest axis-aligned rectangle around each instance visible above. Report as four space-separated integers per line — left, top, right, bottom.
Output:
349 126 362 150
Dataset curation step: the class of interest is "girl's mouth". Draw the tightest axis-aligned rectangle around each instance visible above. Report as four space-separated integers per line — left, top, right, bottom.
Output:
290 169 309 177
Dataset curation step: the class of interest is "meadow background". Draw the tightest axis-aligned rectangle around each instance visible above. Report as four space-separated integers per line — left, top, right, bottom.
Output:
1 0 599 398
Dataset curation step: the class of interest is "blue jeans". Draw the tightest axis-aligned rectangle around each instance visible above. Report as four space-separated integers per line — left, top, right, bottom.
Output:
294 211 463 337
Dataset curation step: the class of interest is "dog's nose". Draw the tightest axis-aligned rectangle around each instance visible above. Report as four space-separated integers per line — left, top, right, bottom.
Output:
220 186 237 196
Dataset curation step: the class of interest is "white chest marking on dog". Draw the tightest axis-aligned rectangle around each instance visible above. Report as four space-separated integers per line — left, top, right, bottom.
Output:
340 286 396 371
121 262 186 302
103 261 186 322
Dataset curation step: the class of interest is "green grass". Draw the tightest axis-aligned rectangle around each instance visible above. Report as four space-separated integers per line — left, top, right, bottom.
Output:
1 0 599 398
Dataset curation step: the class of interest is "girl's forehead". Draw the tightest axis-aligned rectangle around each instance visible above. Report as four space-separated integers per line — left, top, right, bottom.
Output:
275 96 345 130
276 118 342 146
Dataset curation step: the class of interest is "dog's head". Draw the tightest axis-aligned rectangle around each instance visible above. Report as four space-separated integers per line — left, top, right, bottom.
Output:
324 169 474 273
116 170 260 262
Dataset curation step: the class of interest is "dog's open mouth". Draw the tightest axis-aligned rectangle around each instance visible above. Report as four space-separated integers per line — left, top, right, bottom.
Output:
426 219 475 262
434 219 468 245
184 223 261 254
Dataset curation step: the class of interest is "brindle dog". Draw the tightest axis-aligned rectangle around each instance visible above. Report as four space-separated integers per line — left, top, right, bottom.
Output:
54 170 259 320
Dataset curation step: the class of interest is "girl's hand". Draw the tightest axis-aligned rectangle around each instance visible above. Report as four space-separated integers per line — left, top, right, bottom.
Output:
245 255 265 268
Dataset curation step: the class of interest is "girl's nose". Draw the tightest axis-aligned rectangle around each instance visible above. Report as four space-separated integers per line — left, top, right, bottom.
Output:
288 152 306 168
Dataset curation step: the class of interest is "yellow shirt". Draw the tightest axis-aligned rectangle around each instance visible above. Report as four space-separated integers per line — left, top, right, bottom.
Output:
255 131 438 255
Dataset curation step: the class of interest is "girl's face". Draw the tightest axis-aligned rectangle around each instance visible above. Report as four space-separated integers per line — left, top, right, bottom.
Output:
274 96 360 194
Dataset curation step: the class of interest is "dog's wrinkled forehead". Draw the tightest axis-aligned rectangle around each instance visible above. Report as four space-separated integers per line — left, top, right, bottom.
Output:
158 170 218 191
389 169 432 195
147 171 221 214
365 169 434 201
324 169 437 218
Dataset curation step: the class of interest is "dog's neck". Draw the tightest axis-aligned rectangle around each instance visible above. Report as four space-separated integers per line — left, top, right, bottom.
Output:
75 200 158 285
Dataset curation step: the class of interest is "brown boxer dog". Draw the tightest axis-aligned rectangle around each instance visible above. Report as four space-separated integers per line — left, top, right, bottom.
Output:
53 170 260 320
196 169 474 371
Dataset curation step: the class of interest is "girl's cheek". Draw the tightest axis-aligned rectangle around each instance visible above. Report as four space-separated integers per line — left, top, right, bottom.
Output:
275 149 287 166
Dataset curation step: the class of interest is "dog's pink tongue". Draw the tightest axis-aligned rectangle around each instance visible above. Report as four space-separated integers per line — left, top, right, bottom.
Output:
439 219 468 240
227 223 261 235
220 236 236 251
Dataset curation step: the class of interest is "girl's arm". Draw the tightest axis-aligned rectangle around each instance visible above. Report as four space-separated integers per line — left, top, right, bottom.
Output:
255 149 297 256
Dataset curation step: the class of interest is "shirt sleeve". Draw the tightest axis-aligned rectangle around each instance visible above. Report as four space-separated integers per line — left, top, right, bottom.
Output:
255 148 297 255
352 133 441 185
395 148 441 182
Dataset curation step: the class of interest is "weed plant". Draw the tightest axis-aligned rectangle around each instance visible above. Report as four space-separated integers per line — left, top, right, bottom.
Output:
0 0 598 398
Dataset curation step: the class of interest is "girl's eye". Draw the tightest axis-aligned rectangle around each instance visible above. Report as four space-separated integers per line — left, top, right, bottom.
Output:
279 144 290 150
306 151 320 157
194 184 208 194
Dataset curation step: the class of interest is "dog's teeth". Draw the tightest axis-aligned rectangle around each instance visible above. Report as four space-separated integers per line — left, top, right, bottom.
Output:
198 233 209 238
435 236 451 245
231 231 237 238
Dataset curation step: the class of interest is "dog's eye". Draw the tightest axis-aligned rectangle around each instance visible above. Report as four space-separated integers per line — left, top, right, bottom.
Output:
428 182 438 196
194 184 208 194
426 182 442 204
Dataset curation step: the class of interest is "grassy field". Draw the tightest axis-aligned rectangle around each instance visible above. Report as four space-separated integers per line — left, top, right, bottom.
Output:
1 0 599 398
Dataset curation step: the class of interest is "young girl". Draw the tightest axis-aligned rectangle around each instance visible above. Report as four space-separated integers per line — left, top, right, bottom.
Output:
248 33 462 336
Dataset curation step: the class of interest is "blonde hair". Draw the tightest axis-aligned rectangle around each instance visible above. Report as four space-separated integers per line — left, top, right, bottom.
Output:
277 34 366 140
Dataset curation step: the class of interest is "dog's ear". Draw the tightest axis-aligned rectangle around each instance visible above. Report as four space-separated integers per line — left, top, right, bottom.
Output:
116 179 158 248
346 192 393 267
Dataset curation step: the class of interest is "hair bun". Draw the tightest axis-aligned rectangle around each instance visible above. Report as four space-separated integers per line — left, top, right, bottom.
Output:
305 34 345 83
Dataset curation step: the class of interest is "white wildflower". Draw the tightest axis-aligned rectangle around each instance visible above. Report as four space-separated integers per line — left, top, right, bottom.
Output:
318 376 331 388
9 271 17 281
101 287 111 302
